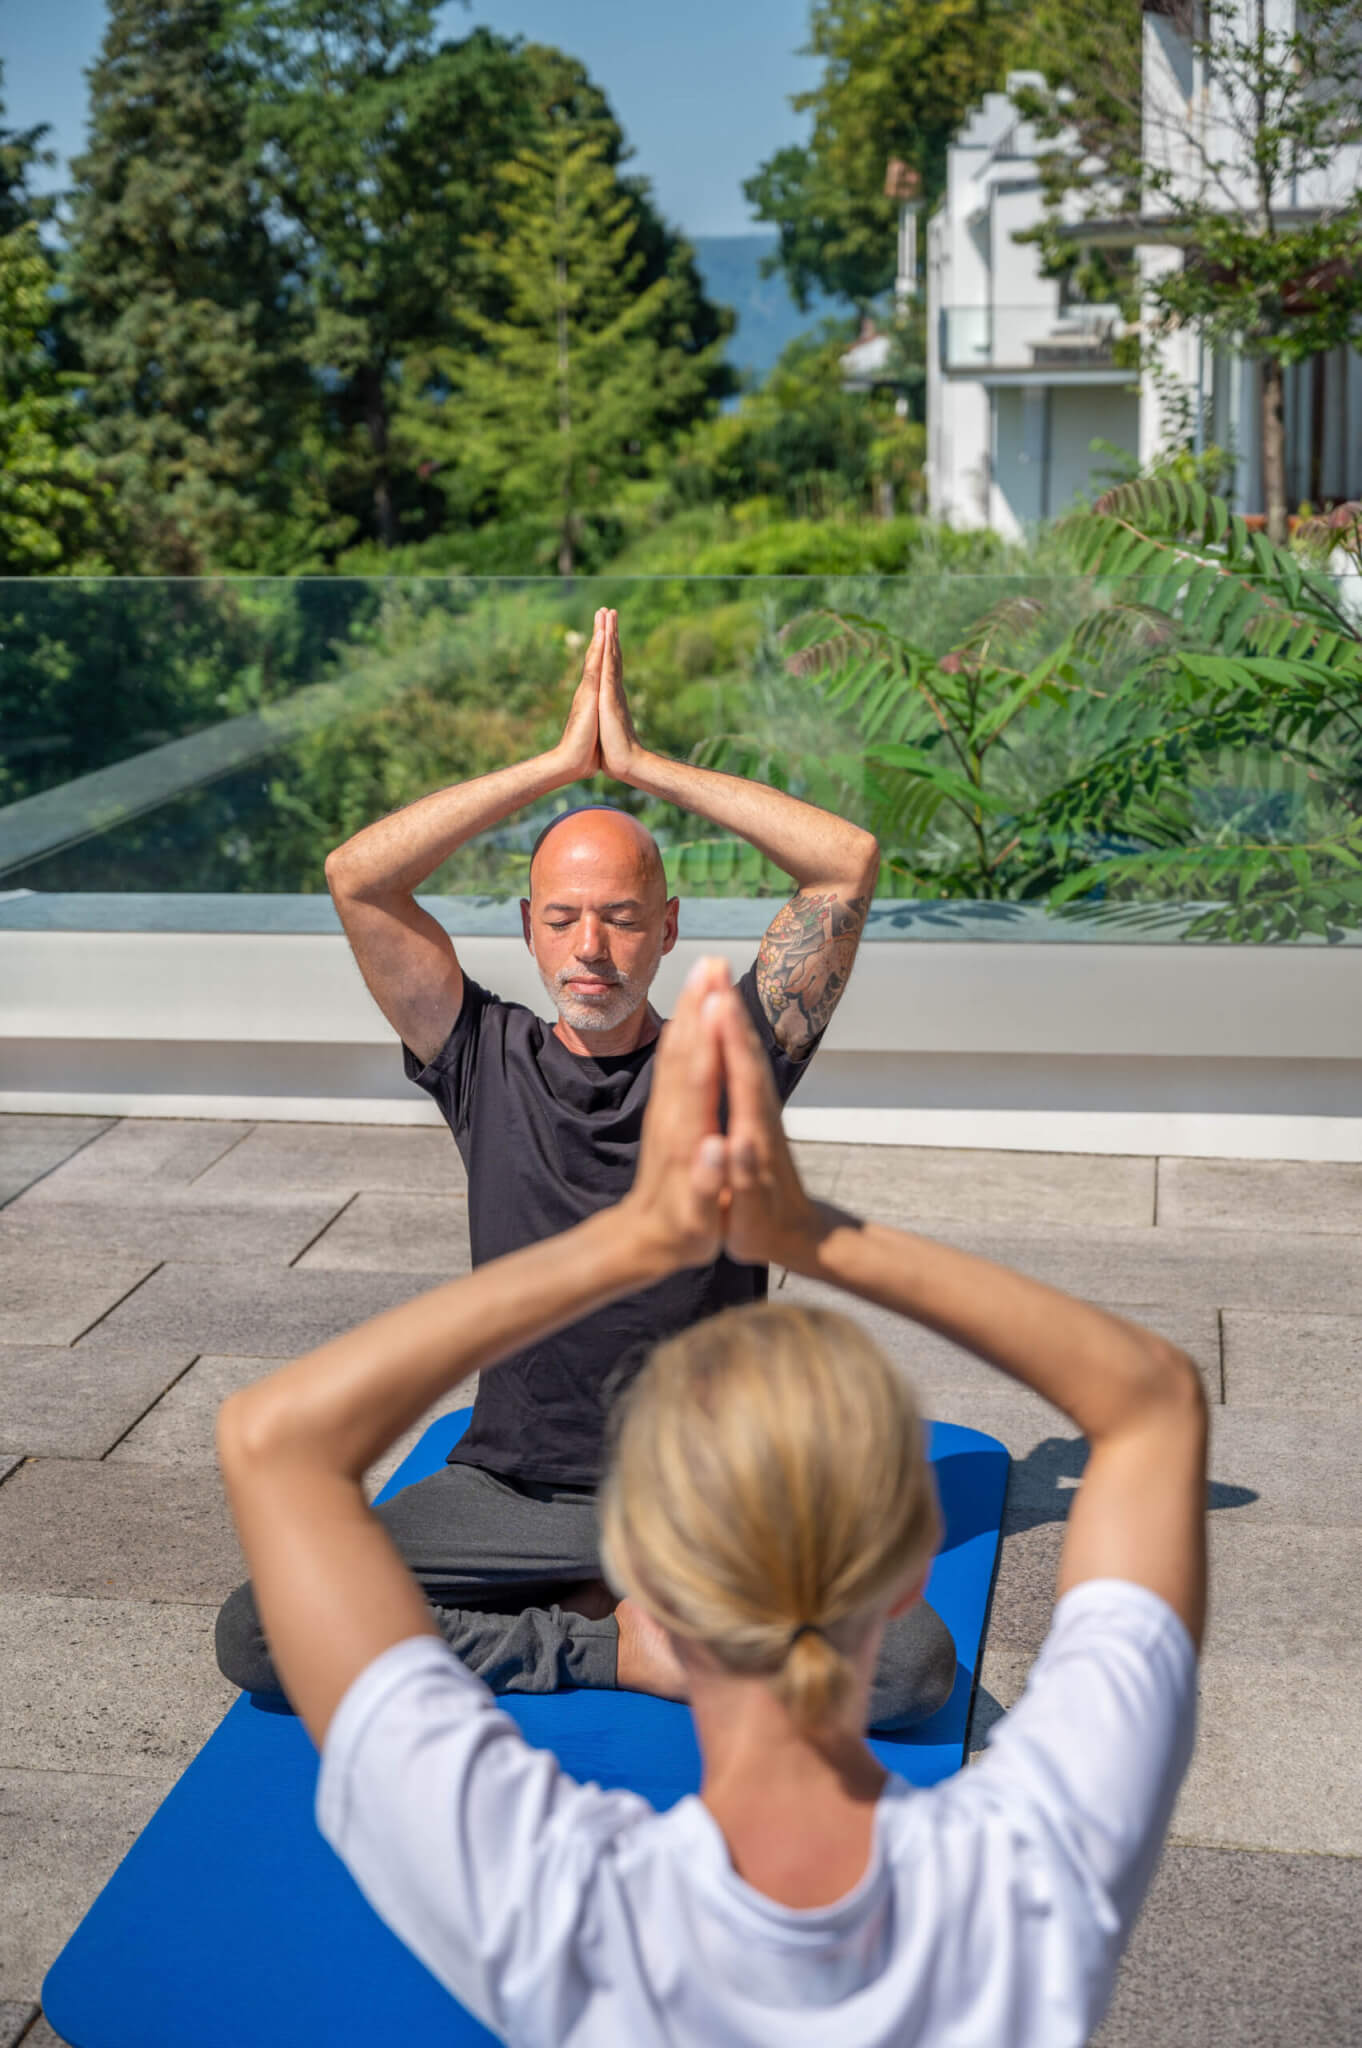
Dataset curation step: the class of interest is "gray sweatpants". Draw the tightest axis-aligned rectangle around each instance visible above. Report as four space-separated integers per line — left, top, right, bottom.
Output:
214 1459 957 1731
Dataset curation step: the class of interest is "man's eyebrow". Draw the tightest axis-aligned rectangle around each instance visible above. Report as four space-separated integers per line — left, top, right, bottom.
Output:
540 898 646 914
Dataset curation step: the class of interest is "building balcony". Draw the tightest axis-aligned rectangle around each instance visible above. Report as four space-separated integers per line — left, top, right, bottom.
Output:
939 303 1130 383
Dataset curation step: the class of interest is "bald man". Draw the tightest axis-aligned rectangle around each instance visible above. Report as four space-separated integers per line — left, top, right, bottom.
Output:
215 612 956 1728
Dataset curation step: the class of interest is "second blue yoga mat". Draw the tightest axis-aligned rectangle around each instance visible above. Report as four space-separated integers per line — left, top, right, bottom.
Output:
44 1410 1008 2048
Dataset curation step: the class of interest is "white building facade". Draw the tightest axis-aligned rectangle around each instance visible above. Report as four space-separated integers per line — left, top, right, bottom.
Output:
925 77 1138 538
926 6 1362 536
1137 0 1362 511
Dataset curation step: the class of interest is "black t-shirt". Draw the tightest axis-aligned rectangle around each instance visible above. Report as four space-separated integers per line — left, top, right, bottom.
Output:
403 964 821 1485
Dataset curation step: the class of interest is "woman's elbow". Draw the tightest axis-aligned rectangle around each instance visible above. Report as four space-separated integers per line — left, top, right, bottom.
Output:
216 1385 289 1479
1145 1340 1210 1443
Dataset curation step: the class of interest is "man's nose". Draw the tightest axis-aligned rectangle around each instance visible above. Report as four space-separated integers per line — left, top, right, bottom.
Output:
576 914 608 960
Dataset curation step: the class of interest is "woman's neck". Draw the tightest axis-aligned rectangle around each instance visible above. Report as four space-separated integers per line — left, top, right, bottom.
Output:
692 1676 888 1910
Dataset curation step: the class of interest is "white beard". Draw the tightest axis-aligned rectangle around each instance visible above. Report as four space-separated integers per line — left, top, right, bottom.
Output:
539 934 664 1036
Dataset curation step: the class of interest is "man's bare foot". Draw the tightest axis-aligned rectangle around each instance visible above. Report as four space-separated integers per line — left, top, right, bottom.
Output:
615 1596 688 1700
558 1577 616 1621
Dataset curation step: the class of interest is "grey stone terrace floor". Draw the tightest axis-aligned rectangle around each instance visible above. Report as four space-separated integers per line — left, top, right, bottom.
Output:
1 1115 1361 2048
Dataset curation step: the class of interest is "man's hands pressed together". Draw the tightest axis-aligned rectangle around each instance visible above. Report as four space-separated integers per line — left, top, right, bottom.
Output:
554 611 607 783
552 608 642 788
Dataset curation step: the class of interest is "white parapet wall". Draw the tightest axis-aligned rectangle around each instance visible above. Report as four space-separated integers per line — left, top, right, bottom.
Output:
3 896 1361 1159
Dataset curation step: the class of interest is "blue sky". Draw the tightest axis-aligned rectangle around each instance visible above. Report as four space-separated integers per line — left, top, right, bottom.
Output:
1 0 820 238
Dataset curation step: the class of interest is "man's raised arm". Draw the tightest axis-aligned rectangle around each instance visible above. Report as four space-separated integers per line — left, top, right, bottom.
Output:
325 615 607 1066
597 611 879 1058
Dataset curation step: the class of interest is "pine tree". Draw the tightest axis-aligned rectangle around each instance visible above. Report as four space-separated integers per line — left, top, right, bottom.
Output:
65 0 304 571
432 123 721 575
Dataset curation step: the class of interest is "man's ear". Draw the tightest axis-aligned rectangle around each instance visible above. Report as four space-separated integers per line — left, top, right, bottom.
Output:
660 896 680 955
520 898 533 950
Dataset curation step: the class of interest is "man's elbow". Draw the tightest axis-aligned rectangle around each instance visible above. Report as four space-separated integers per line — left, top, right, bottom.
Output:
323 843 354 902
843 828 879 897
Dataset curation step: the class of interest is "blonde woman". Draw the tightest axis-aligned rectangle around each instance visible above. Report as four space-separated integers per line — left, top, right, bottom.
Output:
218 959 1207 2048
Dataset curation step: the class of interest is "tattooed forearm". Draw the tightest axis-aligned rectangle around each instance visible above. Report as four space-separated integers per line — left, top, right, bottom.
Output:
755 889 871 1059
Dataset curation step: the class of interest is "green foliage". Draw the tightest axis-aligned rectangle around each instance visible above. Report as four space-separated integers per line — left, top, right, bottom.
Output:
408 121 722 575
680 484 1362 939
0 225 110 573
685 517 942 577
745 0 1021 307
666 323 922 529
63 0 308 573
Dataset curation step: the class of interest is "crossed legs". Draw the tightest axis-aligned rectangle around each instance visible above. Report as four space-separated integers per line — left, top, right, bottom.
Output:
215 1458 957 1729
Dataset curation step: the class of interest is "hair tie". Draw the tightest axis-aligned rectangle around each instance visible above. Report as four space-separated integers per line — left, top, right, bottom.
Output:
786 1622 827 1653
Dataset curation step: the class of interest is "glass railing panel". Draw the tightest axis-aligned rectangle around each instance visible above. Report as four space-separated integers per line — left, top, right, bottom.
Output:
1 567 1358 942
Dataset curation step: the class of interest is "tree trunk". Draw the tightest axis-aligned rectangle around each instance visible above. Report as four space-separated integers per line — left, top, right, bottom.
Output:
363 366 396 550
1260 355 1288 545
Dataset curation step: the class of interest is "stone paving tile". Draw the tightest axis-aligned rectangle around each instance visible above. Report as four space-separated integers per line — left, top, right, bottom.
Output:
0 1456 22 1490
0 1116 114 1209
0 1191 349 1268
193 1121 466 1197
977 1619 1362 1859
108 1354 283 1467
0 1340 196 1459
20 2022 66 2048
14 1118 251 1199
0 1461 242 1604
1222 1309 1362 1407
833 1145 1156 1230
1159 1154 1362 1234
778 1272 1223 1402
786 1141 850 1199
296 1192 471 1274
22 2020 69 2048
0 1251 158 1348
0 2005 38 2048
0 1770 164 2006
1204 1407 1362 1524
919 1221 1362 1313
1203 1523 1362 1657
1178 1654 1362 1858
93 1262 450 1356
1093 1843 1362 2048
0 1593 233 1778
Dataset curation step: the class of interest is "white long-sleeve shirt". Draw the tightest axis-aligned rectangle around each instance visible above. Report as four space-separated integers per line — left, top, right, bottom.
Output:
318 1578 1196 2047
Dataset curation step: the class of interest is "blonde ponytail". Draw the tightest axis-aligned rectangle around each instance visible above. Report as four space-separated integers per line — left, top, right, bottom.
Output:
775 1625 857 1733
600 1302 941 1737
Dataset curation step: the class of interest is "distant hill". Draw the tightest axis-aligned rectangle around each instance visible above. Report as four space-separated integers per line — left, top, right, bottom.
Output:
690 233 851 385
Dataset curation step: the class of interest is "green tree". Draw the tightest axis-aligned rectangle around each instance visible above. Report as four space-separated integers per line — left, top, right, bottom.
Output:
0 69 107 574
0 222 109 573
745 0 1019 308
235 4 536 551
433 123 723 575
64 0 306 572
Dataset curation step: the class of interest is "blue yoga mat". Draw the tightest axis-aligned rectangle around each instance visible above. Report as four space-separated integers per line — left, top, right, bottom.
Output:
44 1411 1008 2048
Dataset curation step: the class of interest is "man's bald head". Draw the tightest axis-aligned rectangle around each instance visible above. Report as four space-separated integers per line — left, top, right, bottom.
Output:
527 806 666 905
